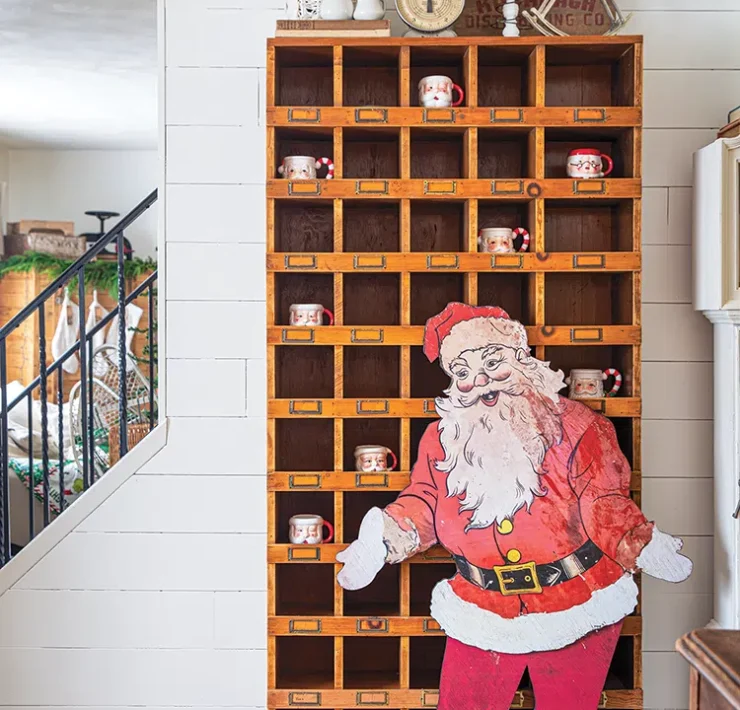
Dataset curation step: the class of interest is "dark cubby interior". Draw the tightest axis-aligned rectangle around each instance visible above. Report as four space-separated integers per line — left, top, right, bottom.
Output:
545 200 633 252
410 346 451 399
611 418 635 468
411 201 466 252
478 129 531 179
344 637 400 688
605 637 635 689
478 201 532 244
275 47 333 107
276 346 334 399
344 346 400 398
411 273 464 326
343 418 401 472
275 201 333 252
478 45 533 107
545 128 634 179
478 273 532 324
276 491 334 544
275 127 334 179
411 129 465 179
276 636 334 688
343 562 400 615
410 418 437 470
344 274 400 325
410 564 456 616
344 201 400 252
275 564 335 615
276 419 334 471
345 491 400 541
275 273 333 326
545 345 634 397
344 128 400 179
343 46 400 107
545 273 633 325
409 637 446 688
410 46 466 107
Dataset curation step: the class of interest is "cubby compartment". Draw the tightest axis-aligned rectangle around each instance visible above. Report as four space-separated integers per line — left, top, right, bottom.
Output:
411 346 451 399
411 274 464 326
275 273 334 326
276 636 334 688
605 637 635 689
344 128 400 179
276 564 335 615
411 129 466 179
344 347 401 398
343 418 401 472
275 127 335 180
545 199 634 252
345 491 399 541
276 420 334 471
545 273 633 325
343 46 400 107
477 273 533 325
478 128 532 179
275 46 334 106
276 491 335 543
545 346 634 397
410 418 437 469
344 274 400 325
276 346 334 399
409 637 446 688
411 201 466 252
345 637 400 688
478 45 533 107
344 201 400 252
275 201 334 252
410 46 467 107
546 44 637 107
410 564 456 615
478 201 533 247
611 418 635 468
545 127 635 179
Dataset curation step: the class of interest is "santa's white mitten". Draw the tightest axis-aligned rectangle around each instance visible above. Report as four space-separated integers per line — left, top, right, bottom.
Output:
636 527 693 583
337 507 387 591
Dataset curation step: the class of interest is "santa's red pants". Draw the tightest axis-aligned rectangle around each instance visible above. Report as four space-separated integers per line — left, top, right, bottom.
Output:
438 621 622 710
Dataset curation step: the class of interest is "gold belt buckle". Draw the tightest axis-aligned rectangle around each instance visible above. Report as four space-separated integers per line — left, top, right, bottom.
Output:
493 560 543 595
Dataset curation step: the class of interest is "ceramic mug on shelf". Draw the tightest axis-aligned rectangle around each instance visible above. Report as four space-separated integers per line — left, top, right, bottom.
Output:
289 303 334 326
418 75 464 108
354 445 398 473
566 148 613 179
289 514 334 545
278 156 335 180
566 368 622 399
478 227 530 254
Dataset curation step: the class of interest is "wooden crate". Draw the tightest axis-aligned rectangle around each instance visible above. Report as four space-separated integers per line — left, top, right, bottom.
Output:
266 35 643 709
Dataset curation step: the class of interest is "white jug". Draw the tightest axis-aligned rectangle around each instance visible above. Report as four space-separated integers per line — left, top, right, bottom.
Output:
320 0 354 20
354 0 385 20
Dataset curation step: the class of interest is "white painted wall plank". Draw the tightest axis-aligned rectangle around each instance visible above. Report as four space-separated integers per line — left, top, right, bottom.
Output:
643 652 690 710
642 362 712 420
643 593 713 652
642 188 668 245
246 359 267 419
214 591 268 649
166 359 247 417
643 478 714 536
643 420 714 479
643 536 714 596
643 129 716 187
643 245 692 304
643 304 712 361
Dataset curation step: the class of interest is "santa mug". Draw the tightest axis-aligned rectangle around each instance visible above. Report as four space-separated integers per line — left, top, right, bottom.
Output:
289 304 334 327
289 514 334 545
478 227 530 254
354 445 398 473
566 368 622 399
278 155 335 180
567 149 613 179
418 75 464 108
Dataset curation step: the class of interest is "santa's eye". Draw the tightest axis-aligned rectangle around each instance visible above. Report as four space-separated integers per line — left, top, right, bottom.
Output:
485 359 500 369
456 369 469 379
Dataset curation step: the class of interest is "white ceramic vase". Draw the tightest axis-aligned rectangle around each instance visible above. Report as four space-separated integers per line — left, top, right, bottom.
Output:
321 0 354 20
354 0 384 20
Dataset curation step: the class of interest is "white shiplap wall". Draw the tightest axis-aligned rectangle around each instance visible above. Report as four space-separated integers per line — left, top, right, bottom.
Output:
0 1 732 708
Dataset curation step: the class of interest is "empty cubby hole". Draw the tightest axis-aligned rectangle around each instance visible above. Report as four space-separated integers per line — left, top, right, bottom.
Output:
606 636 635 689
275 564 335 615
275 200 334 252
545 127 635 179
478 45 534 107
344 127 400 179
411 129 466 179
409 637 446 688
344 201 400 252
344 346 401 399
544 345 634 397
275 127 335 179
275 273 333 326
545 199 634 252
276 346 334 399
276 636 334 689
410 419 437 470
275 420 334 472
343 46 400 107
344 274 400 326
344 637 400 688
546 44 637 107
477 273 533 325
411 346 451 399
345 491 400 542
410 45 467 107
343 418 401 472
411 201 466 252
611 418 636 469
410 564 457 616
276 491 334 544
544 273 633 325
478 201 533 250
275 46 334 107
410 274 464 326
478 128 532 179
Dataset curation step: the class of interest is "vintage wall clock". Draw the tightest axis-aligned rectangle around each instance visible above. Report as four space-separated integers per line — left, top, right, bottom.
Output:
395 0 466 36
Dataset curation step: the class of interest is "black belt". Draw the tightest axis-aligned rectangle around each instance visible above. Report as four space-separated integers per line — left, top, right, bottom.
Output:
453 540 603 596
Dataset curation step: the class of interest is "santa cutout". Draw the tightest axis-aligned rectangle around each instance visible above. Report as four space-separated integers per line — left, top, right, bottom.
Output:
337 303 692 710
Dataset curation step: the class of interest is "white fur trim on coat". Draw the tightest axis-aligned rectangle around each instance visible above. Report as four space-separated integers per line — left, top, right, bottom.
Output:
430 574 638 654
439 317 528 373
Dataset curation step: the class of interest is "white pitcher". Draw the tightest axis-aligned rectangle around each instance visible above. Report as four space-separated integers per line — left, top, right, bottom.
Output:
320 0 353 20
354 0 385 20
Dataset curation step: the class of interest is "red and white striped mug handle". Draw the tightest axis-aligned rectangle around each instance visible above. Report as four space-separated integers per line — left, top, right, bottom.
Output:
322 308 334 326
387 450 398 471
316 157 335 180
600 153 614 177
514 227 530 252
603 368 622 396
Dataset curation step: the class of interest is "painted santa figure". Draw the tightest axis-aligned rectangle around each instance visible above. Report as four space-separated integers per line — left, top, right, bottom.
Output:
337 303 692 710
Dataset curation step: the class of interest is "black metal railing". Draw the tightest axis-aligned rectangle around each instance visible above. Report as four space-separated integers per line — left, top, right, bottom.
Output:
0 189 158 567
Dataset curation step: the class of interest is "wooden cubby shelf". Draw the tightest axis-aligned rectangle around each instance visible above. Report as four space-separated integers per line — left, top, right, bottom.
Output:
267 35 643 710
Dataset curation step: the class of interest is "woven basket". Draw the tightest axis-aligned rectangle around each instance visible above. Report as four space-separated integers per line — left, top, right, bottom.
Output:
108 423 151 466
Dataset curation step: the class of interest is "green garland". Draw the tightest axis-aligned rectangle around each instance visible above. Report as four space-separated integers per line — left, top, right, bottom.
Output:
0 251 157 297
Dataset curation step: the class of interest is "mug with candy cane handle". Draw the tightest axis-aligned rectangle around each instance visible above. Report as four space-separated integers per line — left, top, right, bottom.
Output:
278 155 335 180
566 368 622 400
478 227 530 254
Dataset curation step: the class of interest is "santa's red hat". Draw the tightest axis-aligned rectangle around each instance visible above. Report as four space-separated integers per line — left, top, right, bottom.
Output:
423 303 530 374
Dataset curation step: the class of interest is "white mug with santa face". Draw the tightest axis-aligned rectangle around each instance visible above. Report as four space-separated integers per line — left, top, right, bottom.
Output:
418 75 465 108
566 148 613 179
278 155 335 180
289 514 334 545
566 368 622 399
354 445 398 473
478 227 530 254
289 303 334 327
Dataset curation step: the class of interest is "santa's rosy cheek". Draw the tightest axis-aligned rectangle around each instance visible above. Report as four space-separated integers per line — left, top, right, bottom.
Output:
457 380 475 393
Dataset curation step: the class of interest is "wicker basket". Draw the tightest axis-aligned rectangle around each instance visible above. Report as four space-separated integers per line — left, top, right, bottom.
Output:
108 423 151 466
